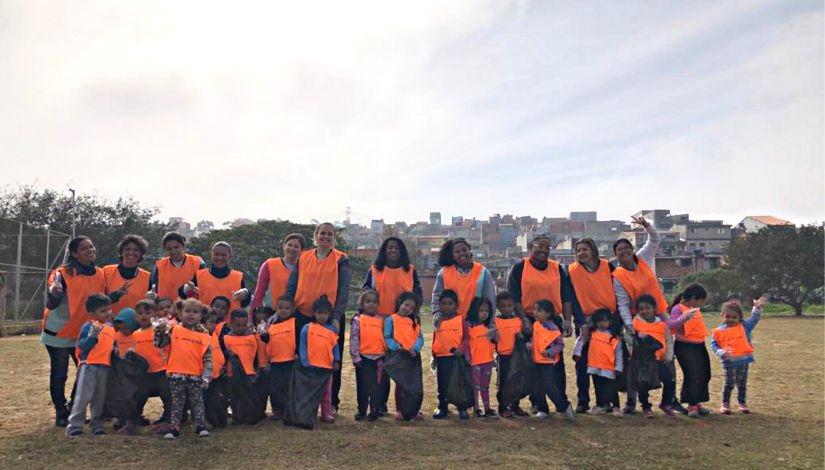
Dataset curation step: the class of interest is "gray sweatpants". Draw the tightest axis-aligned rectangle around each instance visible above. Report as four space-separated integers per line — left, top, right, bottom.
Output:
67 364 109 433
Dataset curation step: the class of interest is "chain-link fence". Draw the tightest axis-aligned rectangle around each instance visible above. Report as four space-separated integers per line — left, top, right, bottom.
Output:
0 217 71 323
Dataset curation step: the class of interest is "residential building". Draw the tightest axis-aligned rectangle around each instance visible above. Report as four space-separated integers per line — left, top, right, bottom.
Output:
737 215 794 233
672 220 731 254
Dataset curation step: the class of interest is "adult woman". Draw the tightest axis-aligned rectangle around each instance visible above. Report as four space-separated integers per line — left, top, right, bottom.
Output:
148 231 206 300
567 237 616 413
181 241 250 319
286 222 352 414
41 236 108 427
431 239 496 321
611 215 669 414
250 233 306 310
363 237 422 315
103 234 152 314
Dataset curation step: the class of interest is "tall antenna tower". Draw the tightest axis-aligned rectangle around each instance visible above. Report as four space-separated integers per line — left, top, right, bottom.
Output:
345 206 351 224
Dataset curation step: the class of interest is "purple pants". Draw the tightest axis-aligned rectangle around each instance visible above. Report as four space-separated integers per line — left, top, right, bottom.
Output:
471 362 494 411
321 376 333 418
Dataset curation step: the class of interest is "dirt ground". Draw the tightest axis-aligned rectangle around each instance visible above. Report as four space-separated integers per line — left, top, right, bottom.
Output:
0 317 822 469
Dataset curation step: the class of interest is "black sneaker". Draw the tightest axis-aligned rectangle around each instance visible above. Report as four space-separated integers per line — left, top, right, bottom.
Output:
672 401 689 415
623 403 637 415
92 427 106 436
138 416 151 426
511 405 529 416
196 426 210 437
575 404 589 414
484 409 499 419
113 419 126 431
366 412 379 422
354 413 366 421
458 410 470 420
152 417 166 425
432 408 449 420
163 429 180 439
378 405 388 417
473 409 485 419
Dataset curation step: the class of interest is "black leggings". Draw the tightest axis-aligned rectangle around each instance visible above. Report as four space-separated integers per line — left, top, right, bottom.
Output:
45 345 78 415
674 341 711 405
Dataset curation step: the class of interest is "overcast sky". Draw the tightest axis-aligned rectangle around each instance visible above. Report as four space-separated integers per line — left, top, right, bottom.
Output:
1 0 822 227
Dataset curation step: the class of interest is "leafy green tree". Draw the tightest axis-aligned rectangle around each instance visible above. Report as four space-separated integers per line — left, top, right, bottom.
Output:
726 224 824 316
674 268 742 308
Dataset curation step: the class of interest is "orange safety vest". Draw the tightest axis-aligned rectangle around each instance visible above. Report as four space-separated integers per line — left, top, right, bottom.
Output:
114 331 135 358
155 255 203 300
196 268 244 318
679 305 708 342
42 266 106 340
612 259 668 315
442 262 484 317
568 259 617 315
294 249 346 317
306 323 338 369
390 314 420 350
132 327 167 373
633 318 667 361
103 264 151 314
494 316 522 355
211 332 225 379
266 257 292 307
358 314 387 355
166 325 211 376
371 265 415 316
266 318 297 363
432 315 464 357
532 321 561 364
469 324 494 366
587 330 619 371
712 324 754 358
224 334 259 376
80 323 116 366
521 259 562 317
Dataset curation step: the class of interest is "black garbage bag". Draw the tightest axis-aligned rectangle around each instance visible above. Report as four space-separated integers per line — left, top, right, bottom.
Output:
227 354 265 425
283 363 331 430
255 369 270 416
383 350 423 421
104 351 149 420
206 376 229 429
501 337 534 405
627 334 663 392
446 355 473 409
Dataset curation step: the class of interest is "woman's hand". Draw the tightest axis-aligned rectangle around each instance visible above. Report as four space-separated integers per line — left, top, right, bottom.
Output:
114 281 132 297
231 289 248 301
49 272 64 296
631 215 650 228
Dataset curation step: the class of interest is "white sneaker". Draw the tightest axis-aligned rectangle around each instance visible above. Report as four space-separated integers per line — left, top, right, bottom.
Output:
613 408 624 418
197 428 210 437
586 406 606 415
534 411 549 419
163 432 176 440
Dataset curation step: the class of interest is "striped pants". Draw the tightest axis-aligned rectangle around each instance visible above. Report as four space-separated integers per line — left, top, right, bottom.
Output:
722 364 749 404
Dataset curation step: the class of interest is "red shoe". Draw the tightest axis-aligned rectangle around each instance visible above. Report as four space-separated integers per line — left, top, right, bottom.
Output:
687 405 700 418
500 409 513 418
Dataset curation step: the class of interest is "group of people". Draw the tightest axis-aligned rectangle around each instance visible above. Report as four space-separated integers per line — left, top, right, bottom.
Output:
41 218 764 438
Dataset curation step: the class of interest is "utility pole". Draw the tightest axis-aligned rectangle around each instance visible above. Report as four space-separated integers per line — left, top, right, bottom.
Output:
14 222 22 321
69 188 77 239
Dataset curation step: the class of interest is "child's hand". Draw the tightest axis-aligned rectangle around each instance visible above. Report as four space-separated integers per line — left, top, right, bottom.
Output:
333 362 340 371
257 323 267 335
637 332 648 339
682 308 700 320
353 360 362 369
541 350 554 359
665 351 674 363
407 348 417 357
90 322 102 337
231 289 248 301
184 282 199 296
572 355 580 363
753 296 768 309
201 378 210 389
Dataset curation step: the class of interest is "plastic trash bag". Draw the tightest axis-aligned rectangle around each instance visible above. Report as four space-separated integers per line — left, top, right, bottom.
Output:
206 376 229 429
446 355 473 409
104 351 149 420
283 364 331 430
227 354 265 425
501 337 534 405
627 334 662 392
383 350 423 421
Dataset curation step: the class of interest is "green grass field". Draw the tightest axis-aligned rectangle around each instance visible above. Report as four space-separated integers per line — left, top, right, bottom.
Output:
0 317 822 469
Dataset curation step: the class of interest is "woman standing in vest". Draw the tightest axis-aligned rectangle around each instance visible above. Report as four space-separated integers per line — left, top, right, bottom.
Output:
611 215 669 414
147 231 206 301
250 233 306 311
41 236 109 427
431 239 496 323
567 237 617 414
363 237 422 316
286 222 352 415
180 241 250 320
103 234 152 315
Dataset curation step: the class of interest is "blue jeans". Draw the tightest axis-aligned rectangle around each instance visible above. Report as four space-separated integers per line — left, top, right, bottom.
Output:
45 345 78 415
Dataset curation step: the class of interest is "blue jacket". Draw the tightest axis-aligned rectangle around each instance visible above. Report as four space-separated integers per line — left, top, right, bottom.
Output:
299 323 340 369
710 307 761 368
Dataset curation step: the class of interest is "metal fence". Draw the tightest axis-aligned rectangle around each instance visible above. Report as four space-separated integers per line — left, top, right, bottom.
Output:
0 217 71 323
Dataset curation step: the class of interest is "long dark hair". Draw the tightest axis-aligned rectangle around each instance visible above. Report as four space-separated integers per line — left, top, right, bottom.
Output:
395 291 420 326
63 236 93 276
467 297 494 327
437 238 472 267
668 283 708 313
374 237 411 271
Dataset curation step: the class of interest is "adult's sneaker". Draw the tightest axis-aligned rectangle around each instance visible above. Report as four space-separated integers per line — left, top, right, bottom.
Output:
534 411 549 419
563 405 576 423
196 426 210 437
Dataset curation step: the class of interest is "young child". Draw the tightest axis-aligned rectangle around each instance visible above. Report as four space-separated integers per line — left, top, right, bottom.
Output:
131 299 172 429
210 296 231 333
156 297 175 323
494 291 528 418
668 283 710 418
633 295 675 418
350 290 388 421
202 308 229 429
577 309 622 417
155 298 212 439
66 293 115 436
111 307 140 434
467 297 498 419
259 295 297 420
431 289 471 420
529 300 575 421
298 295 341 424
251 306 272 413
222 309 266 424
384 291 424 421
711 296 765 414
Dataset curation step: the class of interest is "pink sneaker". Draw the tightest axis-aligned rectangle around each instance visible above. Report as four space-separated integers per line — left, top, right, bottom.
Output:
687 405 700 418
658 404 675 417
720 403 731 415
738 404 751 414
320 415 335 424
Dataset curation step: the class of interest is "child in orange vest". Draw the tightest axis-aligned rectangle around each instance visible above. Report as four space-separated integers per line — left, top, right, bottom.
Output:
467 297 498 419
156 297 175 323
222 309 267 424
259 295 297 420
351 290 389 421
298 296 341 424
432 289 471 420
111 307 141 434
667 283 710 418
711 297 765 414
131 299 172 430
384 291 424 421
574 309 622 417
66 293 115 436
154 298 212 439
528 300 575 421
202 308 229 429
632 295 676 418
493 291 529 418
